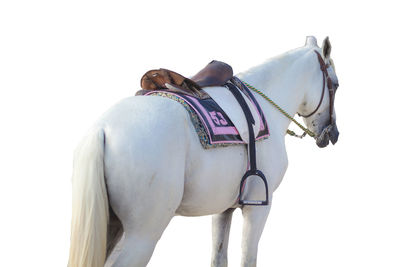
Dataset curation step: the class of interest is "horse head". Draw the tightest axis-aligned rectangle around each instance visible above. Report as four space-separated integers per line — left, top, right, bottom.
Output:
299 36 340 148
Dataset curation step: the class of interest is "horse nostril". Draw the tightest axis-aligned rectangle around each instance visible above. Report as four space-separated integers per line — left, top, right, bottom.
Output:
316 131 329 148
329 123 339 145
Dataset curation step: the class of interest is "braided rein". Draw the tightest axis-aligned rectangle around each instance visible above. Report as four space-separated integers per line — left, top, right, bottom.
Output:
243 81 316 139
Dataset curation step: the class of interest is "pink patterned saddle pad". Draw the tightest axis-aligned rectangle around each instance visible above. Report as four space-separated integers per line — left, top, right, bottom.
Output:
143 80 269 149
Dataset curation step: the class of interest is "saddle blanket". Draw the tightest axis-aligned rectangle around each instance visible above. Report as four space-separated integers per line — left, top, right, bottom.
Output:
144 81 269 149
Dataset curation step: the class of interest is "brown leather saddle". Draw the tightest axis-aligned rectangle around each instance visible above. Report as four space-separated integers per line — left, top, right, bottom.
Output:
139 60 233 99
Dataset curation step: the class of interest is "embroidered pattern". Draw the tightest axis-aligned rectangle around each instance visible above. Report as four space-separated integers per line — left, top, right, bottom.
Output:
144 86 269 149
146 92 236 149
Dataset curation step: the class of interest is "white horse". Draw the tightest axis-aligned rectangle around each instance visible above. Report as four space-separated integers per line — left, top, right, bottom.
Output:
68 36 339 267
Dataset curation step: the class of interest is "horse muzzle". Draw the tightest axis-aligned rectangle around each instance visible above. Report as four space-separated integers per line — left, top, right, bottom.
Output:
316 122 339 148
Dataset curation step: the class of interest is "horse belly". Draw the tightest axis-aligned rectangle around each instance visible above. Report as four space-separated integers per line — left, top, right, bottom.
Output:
176 131 288 216
176 142 248 216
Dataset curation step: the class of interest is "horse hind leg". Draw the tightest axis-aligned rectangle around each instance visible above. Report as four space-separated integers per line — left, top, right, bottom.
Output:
104 116 187 266
106 167 185 267
106 207 123 258
109 229 165 267
107 201 180 267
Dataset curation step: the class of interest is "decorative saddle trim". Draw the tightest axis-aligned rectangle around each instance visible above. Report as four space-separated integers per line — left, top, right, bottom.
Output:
142 79 269 149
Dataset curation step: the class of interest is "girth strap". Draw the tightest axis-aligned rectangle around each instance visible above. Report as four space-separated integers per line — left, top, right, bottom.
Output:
226 83 269 206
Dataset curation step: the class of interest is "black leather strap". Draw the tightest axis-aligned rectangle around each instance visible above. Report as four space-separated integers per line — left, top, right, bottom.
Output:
226 83 269 206
226 83 256 171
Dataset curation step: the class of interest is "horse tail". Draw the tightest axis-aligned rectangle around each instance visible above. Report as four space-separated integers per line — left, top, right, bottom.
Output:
68 128 109 267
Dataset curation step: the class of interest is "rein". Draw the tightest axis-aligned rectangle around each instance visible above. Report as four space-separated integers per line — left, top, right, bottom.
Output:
243 50 334 139
243 81 316 138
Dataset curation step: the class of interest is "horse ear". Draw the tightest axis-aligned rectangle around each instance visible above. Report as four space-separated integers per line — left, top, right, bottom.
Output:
321 37 332 58
305 36 318 47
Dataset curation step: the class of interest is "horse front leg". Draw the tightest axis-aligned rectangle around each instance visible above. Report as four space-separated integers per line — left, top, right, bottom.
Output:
211 208 235 267
240 205 271 267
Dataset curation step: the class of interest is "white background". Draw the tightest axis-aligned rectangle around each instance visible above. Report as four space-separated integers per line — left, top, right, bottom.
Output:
1 0 399 266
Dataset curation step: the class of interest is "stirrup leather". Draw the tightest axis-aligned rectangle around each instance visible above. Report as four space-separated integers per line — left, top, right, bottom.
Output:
226 82 269 206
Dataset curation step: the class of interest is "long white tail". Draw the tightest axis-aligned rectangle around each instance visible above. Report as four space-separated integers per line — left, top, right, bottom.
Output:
68 128 109 267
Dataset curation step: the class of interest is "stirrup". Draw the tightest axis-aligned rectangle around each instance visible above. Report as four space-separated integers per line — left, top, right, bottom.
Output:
238 169 269 206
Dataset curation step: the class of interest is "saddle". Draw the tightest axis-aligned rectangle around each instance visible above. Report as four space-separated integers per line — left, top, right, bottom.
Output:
139 60 233 99
138 61 269 206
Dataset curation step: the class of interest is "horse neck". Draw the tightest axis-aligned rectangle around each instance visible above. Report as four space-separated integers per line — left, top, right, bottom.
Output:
237 48 318 137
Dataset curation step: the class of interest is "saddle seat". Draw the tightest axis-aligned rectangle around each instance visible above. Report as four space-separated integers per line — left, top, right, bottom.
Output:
139 60 233 99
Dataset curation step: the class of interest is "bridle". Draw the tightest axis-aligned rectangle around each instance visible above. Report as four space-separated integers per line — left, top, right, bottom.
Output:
244 49 337 139
298 50 336 125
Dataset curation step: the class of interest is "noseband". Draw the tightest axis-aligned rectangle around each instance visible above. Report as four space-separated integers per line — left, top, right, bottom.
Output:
298 51 335 125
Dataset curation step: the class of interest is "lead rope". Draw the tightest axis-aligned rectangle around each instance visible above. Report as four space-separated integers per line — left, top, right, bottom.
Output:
242 81 316 139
